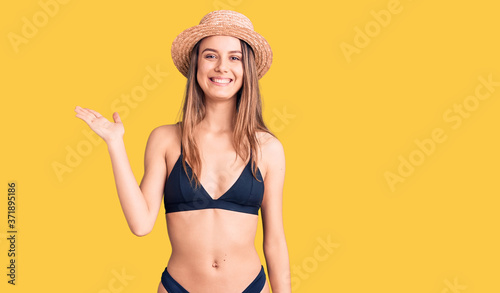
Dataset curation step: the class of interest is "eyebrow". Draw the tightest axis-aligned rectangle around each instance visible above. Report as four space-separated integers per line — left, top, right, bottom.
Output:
201 48 242 54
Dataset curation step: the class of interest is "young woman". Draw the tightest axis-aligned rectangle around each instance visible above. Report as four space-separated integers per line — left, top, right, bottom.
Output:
75 10 290 293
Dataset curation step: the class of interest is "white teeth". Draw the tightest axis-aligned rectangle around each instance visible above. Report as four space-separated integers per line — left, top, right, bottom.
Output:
211 78 231 84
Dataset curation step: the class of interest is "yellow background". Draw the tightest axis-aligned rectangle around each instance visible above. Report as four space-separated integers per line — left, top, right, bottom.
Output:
1 0 499 292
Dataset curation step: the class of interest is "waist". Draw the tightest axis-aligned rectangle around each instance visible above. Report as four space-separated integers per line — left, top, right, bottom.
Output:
166 248 262 283
165 209 261 276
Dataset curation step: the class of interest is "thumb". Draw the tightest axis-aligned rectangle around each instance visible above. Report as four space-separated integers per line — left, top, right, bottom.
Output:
113 112 122 123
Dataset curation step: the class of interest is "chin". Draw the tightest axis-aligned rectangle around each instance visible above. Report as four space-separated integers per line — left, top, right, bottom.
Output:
207 93 237 100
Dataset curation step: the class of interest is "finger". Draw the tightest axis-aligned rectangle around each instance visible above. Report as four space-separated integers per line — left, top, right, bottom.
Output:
75 107 101 123
75 105 88 114
86 108 103 118
113 112 122 124
75 106 95 117
75 113 94 125
75 107 98 123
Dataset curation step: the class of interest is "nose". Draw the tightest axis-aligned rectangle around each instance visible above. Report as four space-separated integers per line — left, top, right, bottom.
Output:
215 57 229 73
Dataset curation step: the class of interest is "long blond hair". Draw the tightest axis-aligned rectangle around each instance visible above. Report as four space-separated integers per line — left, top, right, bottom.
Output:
177 38 275 189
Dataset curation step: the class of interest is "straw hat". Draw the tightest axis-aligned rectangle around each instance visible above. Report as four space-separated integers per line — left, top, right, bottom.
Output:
171 10 273 80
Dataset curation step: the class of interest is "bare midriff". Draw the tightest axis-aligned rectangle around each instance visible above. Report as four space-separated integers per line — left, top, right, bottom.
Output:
165 208 262 292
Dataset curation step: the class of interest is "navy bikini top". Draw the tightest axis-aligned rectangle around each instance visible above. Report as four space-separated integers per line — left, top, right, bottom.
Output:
163 145 264 215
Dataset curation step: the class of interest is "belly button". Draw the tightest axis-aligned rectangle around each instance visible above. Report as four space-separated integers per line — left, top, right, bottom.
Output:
212 261 219 268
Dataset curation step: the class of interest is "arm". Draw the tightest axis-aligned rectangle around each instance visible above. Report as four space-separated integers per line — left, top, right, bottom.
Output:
261 135 291 293
74 106 168 236
107 125 168 236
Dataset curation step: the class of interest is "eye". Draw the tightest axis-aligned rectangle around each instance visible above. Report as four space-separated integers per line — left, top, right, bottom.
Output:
231 56 241 61
205 54 216 59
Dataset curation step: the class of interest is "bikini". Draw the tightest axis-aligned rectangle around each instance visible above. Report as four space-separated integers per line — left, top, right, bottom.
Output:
161 144 266 292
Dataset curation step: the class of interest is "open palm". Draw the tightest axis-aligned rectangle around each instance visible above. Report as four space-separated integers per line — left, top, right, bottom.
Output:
74 106 124 143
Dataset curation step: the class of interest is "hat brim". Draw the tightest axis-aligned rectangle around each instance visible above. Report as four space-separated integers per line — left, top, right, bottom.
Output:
171 23 273 80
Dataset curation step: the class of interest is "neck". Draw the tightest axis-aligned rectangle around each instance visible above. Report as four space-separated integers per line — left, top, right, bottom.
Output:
199 95 237 133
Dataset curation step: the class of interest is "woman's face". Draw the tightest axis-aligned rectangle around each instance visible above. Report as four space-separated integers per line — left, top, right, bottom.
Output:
196 35 244 102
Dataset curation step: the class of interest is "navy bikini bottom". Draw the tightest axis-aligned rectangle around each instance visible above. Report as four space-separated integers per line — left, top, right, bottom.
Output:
161 265 266 293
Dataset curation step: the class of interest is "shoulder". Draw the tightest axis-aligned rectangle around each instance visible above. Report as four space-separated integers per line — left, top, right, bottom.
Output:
256 131 285 177
149 123 181 140
145 123 181 152
257 131 284 157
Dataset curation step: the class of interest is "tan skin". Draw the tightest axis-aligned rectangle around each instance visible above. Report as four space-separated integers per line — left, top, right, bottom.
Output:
75 35 290 292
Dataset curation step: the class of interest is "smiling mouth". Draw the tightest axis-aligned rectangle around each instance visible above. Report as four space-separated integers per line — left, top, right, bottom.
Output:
209 77 233 85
